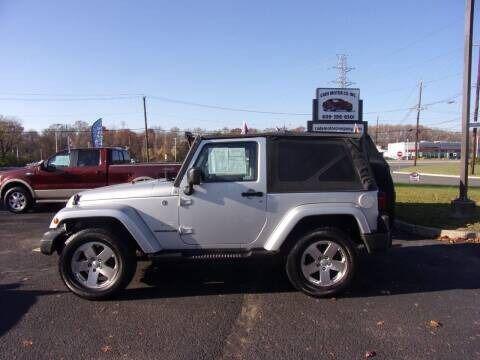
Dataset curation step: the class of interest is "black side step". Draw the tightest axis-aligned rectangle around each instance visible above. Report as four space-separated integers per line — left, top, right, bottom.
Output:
148 249 276 260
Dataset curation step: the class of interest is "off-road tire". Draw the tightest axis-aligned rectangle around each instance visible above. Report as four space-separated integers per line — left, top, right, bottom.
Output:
286 227 357 297
59 228 137 300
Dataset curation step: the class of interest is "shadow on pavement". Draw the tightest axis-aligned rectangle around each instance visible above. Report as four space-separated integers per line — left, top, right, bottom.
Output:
0 283 65 337
31 203 65 214
0 203 63 214
350 241 480 297
119 241 480 301
119 258 293 300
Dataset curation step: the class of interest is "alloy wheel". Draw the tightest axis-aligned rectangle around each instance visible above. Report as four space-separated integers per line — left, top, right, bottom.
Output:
8 191 27 211
300 240 348 287
70 241 119 289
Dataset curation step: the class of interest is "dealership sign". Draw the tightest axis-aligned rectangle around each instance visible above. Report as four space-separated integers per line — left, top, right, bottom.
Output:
310 122 364 134
316 88 360 121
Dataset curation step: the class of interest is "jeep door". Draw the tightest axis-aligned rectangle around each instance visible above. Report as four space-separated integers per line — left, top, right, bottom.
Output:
179 138 267 246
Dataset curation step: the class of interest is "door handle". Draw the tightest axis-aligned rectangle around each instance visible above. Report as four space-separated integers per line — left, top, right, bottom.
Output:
241 190 263 197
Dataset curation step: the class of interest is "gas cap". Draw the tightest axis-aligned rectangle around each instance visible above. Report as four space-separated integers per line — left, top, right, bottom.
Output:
358 193 375 209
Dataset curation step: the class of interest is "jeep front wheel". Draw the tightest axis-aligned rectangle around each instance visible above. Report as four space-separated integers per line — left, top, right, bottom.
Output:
286 228 356 297
59 228 137 300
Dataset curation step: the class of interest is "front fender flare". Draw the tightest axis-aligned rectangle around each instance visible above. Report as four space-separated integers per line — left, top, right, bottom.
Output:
50 205 161 253
263 203 373 251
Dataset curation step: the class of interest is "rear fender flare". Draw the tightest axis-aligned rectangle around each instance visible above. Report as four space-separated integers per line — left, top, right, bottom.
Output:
263 203 373 251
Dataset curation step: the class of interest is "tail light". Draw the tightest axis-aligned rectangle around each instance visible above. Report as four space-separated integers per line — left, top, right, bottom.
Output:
378 191 387 212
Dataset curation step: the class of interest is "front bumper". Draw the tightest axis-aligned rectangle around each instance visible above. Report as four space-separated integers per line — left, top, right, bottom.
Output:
361 215 392 253
40 227 66 255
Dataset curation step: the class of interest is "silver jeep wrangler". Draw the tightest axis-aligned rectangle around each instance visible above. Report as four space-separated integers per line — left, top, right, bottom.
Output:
41 133 391 299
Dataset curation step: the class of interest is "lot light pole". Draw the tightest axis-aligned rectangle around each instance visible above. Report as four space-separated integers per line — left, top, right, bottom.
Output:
452 0 476 217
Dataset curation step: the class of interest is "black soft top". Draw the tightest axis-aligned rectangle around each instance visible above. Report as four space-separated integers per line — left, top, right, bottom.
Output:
200 132 364 140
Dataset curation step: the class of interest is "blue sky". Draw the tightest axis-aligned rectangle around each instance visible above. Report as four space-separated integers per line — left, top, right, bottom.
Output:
0 0 477 132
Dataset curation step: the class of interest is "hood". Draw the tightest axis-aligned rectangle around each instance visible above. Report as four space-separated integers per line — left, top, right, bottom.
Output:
78 179 175 203
0 165 39 183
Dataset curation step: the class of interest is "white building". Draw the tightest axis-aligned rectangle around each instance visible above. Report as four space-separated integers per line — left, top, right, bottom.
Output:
385 141 461 160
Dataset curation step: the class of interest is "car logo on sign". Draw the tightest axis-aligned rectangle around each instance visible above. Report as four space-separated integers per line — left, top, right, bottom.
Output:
322 98 353 112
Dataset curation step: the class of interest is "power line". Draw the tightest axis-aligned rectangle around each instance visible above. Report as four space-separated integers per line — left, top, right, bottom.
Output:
147 95 310 115
0 89 462 119
0 95 140 101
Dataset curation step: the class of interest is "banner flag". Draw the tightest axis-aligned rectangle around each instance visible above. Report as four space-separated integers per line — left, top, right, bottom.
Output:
91 118 103 148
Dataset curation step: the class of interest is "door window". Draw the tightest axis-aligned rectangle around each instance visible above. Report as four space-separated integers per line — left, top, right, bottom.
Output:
194 142 257 182
47 151 71 168
76 149 100 167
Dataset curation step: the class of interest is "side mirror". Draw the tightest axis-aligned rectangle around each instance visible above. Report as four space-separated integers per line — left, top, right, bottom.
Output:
40 161 51 171
184 167 201 195
187 167 201 185
43 162 59 172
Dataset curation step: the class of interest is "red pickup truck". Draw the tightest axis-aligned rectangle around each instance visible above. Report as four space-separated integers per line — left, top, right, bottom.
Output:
0 147 181 213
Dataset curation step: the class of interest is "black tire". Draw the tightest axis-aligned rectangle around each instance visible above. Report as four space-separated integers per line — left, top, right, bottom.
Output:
286 228 357 298
3 186 33 214
59 228 137 300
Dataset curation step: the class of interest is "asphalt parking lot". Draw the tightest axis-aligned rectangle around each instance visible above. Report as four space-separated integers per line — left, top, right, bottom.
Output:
1 207 480 359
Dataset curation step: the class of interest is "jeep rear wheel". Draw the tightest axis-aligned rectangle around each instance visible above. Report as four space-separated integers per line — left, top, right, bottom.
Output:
286 228 356 297
59 228 137 300
4 186 33 213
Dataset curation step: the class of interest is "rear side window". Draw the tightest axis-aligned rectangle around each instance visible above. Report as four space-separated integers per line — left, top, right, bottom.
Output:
111 150 123 164
268 138 363 192
110 149 131 164
122 150 131 163
76 149 100 167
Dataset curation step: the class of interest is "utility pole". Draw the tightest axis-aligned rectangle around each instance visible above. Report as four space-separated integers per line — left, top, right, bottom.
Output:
413 80 423 166
452 0 476 217
55 130 58 152
143 96 150 162
174 137 177 162
470 44 480 174
375 115 379 145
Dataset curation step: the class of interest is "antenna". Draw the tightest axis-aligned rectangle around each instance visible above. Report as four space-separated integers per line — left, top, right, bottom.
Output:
331 54 355 88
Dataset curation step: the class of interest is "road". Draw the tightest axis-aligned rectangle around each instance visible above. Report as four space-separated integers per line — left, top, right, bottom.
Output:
388 160 480 187
1 208 480 359
391 172 480 187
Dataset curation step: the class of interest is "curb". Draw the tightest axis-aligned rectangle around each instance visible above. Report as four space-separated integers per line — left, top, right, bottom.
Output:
395 219 480 240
